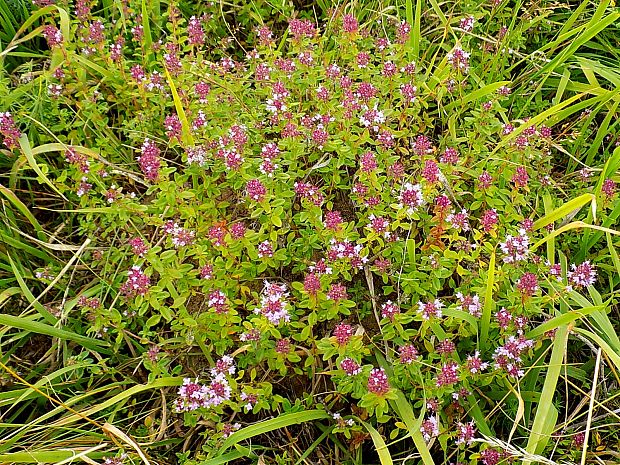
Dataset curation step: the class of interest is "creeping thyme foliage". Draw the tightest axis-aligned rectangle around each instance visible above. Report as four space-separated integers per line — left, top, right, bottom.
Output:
3 0 619 463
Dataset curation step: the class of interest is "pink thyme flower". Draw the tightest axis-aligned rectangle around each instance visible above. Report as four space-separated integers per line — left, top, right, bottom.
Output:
0 112 22 149
43 25 63 47
465 351 488 374
399 344 419 364
602 179 616 197
303 273 321 295
413 135 433 156
208 224 227 247
356 82 378 101
275 338 291 354
398 183 425 213
360 151 378 172
549 263 562 281
459 14 475 31
382 61 397 78
257 240 273 258
456 293 482 317
164 223 195 248
495 307 513 330
78 296 100 309
87 21 105 44
288 18 316 40
417 299 444 320
480 209 499 232
573 432 585 448
437 339 456 356
65 148 90 172
324 210 344 231
517 272 539 298
422 159 440 184
186 146 207 166
539 125 552 138
420 416 439 441
311 128 329 147
333 323 354 345
137 139 161 181
340 358 362 375
187 16 205 46
327 239 367 269
480 449 501 465
512 166 529 188
255 281 289 325
381 301 400 321
327 283 348 301
128 237 149 257
208 290 229 314
211 355 236 377
400 83 417 103
436 361 459 387
342 14 359 33
130 65 146 82
200 264 213 279
309 258 332 275
499 229 530 263
447 46 470 72
120 266 150 297
195 82 211 101
396 21 411 43
367 368 390 395
295 182 325 206
246 179 267 202
174 378 209 412
567 261 597 288
440 147 459 164
455 421 476 445
316 85 329 100
192 110 207 131
240 328 261 342
255 25 273 46
230 222 246 239
367 215 391 238
447 209 470 231
164 115 183 139
356 52 370 68
434 194 452 212
374 257 391 272
375 37 390 50
521 218 534 231
221 422 241 438
478 171 493 189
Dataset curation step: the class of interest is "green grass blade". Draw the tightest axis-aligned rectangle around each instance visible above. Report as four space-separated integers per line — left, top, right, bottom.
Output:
17 135 67 200
525 325 568 459
480 251 495 348
360 421 393 465
526 305 603 339
164 67 194 147
532 194 595 231
220 410 331 452
0 314 109 351
390 391 435 465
